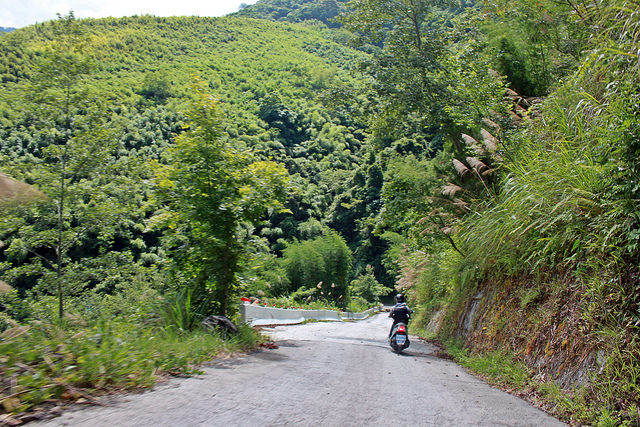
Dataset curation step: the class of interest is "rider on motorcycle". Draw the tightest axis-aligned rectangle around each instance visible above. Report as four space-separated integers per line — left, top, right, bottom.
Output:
389 293 411 337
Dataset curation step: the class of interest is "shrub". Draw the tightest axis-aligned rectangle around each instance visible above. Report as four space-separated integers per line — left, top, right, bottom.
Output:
280 230 353 304
348 265 390 303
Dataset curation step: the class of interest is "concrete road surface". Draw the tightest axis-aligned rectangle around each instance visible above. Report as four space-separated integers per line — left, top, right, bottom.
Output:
34 313 564 426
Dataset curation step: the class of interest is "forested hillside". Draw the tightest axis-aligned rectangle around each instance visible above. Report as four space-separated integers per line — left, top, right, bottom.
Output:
1 0 639 424
0 13 379 311
235 0 348 27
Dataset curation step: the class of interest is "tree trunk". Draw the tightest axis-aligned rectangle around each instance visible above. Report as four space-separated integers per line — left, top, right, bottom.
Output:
57 85 71 321
56 155 66 321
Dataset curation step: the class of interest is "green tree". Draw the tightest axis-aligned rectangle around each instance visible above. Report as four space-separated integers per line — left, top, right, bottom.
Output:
341 0 453 139
483 0 585 96
153 78 289 316
139 69 173 102
0 13 131 320
349 264 389 302
280 230 353 304
341 1 504 144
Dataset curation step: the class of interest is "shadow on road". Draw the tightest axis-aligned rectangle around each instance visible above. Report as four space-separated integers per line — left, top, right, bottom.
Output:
206 348 290 370
392 348 441 361
275 340 300 348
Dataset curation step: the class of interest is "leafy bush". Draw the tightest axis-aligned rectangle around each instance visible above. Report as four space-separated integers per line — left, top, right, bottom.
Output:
243 250 291 298
280 230 353 304
346 296 370 313
0 290 32 322
139 70 173 101
348 265 390 303
157 287 202 332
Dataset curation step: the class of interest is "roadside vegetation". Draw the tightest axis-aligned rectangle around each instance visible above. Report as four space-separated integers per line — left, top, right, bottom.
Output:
1 0 639 424
0 316 261 420
445 339 637 426
380 1 640 424
0 8 381 421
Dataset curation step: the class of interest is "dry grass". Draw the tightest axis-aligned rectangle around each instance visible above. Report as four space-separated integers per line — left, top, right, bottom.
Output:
0 174 46 202
0 281 13 294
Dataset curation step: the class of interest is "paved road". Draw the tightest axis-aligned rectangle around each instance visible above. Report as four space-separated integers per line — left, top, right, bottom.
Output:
35 313 564 426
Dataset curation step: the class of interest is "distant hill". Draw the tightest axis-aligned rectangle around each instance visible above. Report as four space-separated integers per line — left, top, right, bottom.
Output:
0 27 16 33
234 0 348 28
0 15 372 267
0 15 364 104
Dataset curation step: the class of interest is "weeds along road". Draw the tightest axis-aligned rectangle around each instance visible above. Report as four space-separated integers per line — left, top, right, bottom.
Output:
36 313 564 427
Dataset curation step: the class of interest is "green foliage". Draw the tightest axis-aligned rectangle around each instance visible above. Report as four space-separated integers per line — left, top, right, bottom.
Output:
158 287 200 332
0 290 32 323
592 336 640 425
152 78 290 316
495 37 542 96
446 333 640 425
341 1 504 142
379 154 440 238
255 293 341 310
348 264 390 302
241 249 290 298
0 319 263 413
445 340 532 388
397 0 640 323
412 243 462 312
280 230 353 304
1 15 372 310
0 12 377 338
139 69 174 102
235 0 349 28
0 14 151 320
458 0 640 276
394 2 640 424
341 0 450 139
482 0 585 96
0 3 637 422
345 296 371 312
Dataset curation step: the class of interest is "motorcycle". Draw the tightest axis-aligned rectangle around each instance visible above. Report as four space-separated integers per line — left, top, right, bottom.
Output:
389 322 410 353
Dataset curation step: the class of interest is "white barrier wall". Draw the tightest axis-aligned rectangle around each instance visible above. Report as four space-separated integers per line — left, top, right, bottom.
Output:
240 304 380 326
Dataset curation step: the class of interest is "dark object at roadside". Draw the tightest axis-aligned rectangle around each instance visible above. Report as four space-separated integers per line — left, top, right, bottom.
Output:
202 315 238 335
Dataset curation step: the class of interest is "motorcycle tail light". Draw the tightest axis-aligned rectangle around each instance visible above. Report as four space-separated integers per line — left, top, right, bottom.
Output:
398 325 406 333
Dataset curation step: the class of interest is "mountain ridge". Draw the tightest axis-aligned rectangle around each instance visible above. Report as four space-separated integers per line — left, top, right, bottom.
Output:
234 0 348 27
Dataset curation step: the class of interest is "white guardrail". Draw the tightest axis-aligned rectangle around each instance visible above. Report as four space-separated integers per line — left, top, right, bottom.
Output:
240 303 380 326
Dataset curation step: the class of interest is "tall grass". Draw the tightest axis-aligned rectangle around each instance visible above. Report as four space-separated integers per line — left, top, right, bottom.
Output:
458 0 640 276
0 319 263 415
159 287 200 332
459 131 609 274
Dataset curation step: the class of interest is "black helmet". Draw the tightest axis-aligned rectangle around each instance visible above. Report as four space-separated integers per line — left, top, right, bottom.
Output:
395 294 405 303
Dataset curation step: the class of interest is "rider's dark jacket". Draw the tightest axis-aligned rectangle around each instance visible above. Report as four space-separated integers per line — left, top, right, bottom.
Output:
389 302 411 325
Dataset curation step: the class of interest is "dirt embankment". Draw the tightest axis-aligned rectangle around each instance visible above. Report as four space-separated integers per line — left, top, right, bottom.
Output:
427 271 640 424
453 277 601 389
